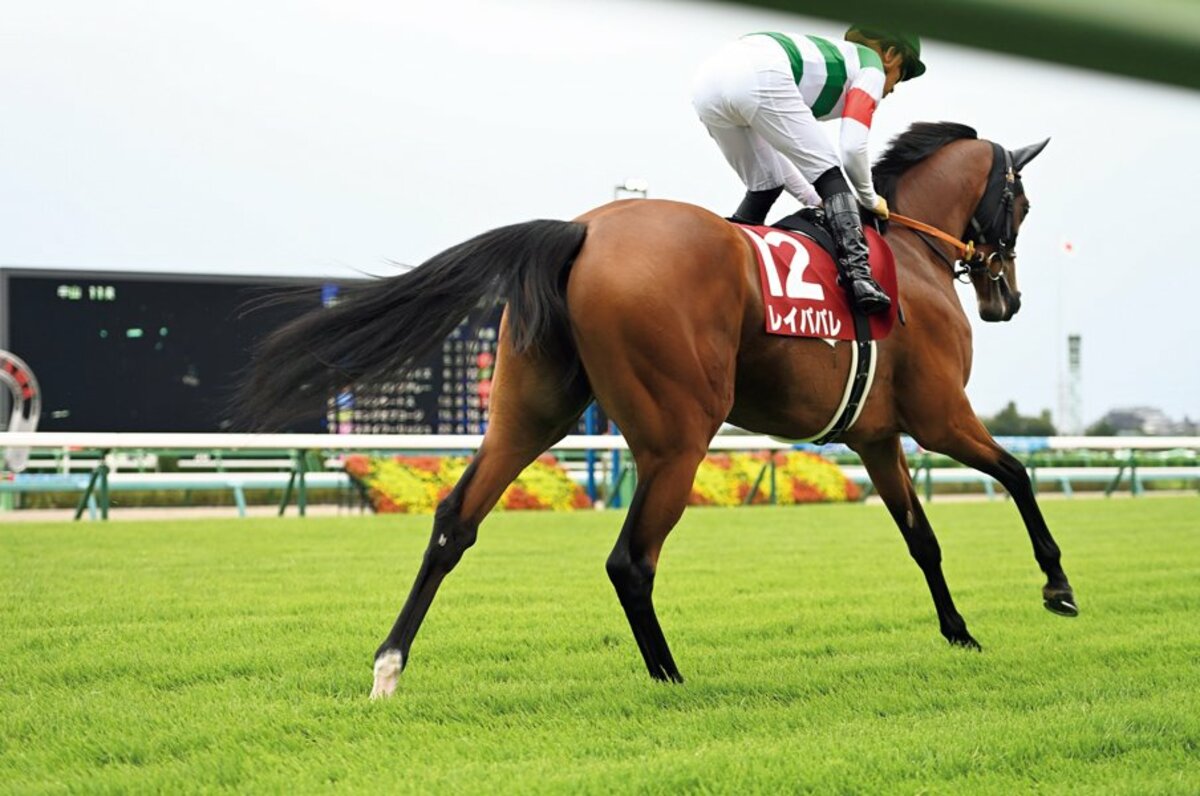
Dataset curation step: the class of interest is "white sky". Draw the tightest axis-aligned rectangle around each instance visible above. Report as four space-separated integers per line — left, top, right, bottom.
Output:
2 0 1198 425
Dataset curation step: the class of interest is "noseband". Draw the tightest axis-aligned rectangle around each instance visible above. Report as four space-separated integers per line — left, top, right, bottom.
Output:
889 142 1023 284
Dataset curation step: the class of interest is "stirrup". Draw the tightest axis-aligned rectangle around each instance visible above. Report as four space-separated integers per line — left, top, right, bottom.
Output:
851 280 891 315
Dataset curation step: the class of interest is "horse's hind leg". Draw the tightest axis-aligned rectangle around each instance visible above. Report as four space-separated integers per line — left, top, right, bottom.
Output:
591 369 727 682
370 336 590 698
853 436 980 649
606 445 708 682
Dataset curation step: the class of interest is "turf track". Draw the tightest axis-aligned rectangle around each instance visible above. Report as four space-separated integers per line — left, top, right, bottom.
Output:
2 497 1198 793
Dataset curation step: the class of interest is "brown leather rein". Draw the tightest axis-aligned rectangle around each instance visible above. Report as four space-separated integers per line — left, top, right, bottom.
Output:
889 213 975 260
888 212 1007 282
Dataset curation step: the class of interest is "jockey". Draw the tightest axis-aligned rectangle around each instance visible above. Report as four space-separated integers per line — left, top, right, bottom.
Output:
692 25 926 315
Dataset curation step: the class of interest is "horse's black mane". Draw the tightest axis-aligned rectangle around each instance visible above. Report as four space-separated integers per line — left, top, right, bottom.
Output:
872 122 978 202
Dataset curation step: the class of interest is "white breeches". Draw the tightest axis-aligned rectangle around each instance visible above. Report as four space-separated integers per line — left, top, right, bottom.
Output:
691 36 839 203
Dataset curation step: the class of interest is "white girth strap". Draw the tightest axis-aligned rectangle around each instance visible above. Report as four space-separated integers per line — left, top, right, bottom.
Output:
798 339 878 443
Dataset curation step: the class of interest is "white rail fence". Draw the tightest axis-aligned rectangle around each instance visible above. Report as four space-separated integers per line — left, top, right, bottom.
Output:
2 432 1198 520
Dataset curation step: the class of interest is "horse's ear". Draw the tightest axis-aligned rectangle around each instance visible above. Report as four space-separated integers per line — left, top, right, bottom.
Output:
1012 138 1050 171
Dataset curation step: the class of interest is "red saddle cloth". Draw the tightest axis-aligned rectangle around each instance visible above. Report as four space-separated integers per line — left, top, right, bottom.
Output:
737 225 899 341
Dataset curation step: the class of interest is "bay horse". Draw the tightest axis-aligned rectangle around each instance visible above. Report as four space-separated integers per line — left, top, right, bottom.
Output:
241 122 1077 697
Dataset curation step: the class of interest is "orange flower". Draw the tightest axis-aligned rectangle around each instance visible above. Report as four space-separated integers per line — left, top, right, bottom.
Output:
791 482 824 503
344 455 371 478
504 485 547 510
371 489 403 514
398 455 443 474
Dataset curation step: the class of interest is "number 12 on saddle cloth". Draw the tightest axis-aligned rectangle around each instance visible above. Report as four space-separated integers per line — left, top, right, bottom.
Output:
738 225 899 341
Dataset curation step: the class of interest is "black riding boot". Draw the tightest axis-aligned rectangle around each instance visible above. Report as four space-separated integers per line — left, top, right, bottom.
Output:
824 192 891 315
728 185 784 225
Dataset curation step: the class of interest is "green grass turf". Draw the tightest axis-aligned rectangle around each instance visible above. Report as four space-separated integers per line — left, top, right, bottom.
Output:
1 497 1198 794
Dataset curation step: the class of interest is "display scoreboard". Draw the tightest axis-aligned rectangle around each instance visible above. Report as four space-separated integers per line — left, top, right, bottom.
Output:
322 284 503 435
0 269 505 434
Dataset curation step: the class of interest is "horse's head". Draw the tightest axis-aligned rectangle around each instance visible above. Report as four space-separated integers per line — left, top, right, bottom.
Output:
962 138 1048 322
874 124 1050 323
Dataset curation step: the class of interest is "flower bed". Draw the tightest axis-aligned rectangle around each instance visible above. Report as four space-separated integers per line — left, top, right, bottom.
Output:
346 450 858 513
345 454 592 514
689 451 860 506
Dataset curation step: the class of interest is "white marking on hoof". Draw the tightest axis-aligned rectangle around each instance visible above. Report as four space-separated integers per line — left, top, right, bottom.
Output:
1060 601 1077 612
370 650 404 700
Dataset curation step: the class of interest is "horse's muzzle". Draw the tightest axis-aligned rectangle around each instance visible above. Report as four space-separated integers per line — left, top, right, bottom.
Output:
999 278 1022 321
1005 290 1022 320
980 278 1021 322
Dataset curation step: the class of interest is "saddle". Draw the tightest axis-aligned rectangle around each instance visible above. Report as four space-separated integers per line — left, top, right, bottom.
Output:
771 207 836 254
735 220 897 340
770 206 888 257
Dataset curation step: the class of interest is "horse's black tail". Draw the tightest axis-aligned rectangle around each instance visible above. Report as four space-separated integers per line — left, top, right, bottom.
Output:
238 219 588 430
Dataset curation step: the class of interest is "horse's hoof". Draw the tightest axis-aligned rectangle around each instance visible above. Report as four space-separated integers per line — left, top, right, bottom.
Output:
370 650 404 700
1043 587 1079 617
1044 596 1079 617
948 634 982 652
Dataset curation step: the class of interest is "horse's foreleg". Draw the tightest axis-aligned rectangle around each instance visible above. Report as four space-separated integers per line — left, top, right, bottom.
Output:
605 448 705 682
854 436 980 649
915 415 1077 617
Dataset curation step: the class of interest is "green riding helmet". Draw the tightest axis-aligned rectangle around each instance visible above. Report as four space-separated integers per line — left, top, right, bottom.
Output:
847 25 926 81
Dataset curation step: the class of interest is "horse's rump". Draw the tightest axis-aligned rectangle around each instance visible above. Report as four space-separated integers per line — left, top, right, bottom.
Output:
566 201 753 354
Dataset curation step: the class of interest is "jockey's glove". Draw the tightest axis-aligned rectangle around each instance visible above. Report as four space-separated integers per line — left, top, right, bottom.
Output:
872 196 890 220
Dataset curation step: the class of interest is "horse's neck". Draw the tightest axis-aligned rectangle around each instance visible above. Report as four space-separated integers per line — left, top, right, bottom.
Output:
892 147 990 286
894 157 986 247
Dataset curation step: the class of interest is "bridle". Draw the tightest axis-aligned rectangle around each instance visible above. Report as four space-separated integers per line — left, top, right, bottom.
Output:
889 143 1023 285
